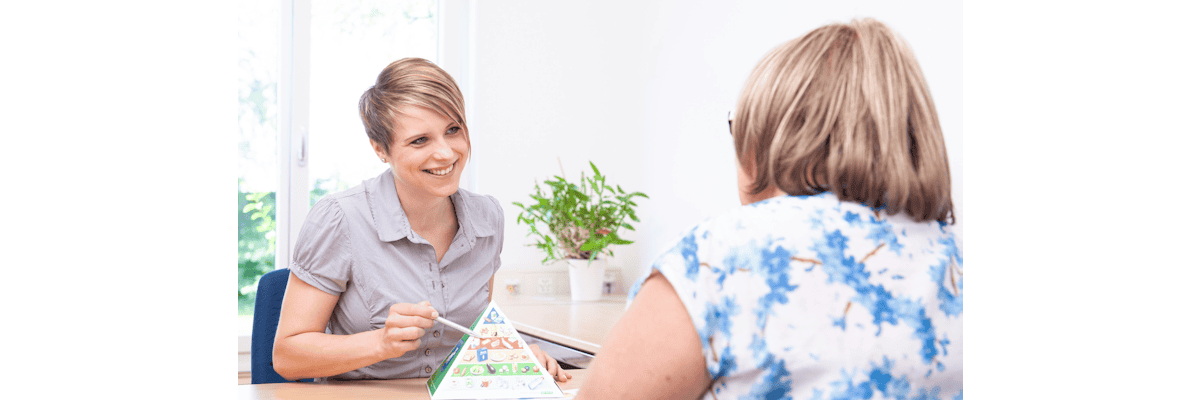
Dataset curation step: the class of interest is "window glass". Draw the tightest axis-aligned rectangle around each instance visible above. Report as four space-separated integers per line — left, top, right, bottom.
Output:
238 0 279 316
308 0 439 204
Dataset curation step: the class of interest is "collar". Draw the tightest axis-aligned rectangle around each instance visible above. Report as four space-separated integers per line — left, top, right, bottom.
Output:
366 169 490 245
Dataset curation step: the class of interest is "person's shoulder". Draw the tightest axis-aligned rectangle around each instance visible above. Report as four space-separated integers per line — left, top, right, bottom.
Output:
652 193 850 260
328 183 369 201
754 191 843 214
313 182 369 214
455 187 503 224
323 170 399 216
296 184 371 241
701 193 842 236
456 187 501 212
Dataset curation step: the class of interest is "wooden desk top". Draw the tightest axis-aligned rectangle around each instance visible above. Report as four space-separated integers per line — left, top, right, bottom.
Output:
492 294 628 354
239 369 588 400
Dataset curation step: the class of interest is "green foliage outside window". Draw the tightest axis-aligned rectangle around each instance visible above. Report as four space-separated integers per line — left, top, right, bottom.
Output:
238 179 333 316
238 189 276 315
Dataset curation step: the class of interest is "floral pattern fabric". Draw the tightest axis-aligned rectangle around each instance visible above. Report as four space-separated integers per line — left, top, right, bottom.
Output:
629 193 963 400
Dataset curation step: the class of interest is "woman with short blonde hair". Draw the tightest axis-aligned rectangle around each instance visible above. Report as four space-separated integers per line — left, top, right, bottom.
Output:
273 58 570 383
579 19 962 399
359 58 472 159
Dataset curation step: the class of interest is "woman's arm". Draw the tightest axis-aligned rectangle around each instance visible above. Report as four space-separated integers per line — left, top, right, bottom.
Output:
576 271 710 399
272 273 436 381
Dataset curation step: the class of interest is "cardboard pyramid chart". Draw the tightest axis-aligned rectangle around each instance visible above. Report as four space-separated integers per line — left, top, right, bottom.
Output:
427 301 565 399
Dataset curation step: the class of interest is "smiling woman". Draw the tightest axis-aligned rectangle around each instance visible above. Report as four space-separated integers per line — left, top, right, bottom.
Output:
359 59 474 249
362 58 473 263
373 105 469 204
270 58 570 383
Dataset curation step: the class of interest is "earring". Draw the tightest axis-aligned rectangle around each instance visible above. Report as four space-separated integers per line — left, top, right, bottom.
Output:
380 158 386 163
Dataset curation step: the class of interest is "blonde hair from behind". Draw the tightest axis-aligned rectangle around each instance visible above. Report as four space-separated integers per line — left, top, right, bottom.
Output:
732 18 954 224
359 57 470 158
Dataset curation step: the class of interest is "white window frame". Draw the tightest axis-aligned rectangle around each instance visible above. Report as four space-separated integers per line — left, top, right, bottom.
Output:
276 0 310 282
239 0 475 373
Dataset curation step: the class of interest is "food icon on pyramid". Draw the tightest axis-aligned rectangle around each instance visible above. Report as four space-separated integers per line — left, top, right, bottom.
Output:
427 301 564 399
483 308 505 324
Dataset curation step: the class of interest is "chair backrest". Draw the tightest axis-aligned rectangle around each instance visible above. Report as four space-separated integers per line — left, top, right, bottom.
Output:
251 268 313 384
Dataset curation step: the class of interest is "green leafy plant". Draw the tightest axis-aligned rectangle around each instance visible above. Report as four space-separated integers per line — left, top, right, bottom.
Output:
238 190 276 315
513 161 648 263
238 182 337 315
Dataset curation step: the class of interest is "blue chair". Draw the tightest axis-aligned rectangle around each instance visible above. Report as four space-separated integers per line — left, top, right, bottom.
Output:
251 268 314 383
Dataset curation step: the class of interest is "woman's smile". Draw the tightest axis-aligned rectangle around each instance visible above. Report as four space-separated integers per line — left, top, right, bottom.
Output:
371 104 470 200
424 161 456 176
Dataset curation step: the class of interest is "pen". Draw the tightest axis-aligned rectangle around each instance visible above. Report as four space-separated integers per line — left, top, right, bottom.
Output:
436 316 482 339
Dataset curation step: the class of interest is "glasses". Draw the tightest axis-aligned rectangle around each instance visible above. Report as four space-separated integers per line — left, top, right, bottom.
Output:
727 111 733 136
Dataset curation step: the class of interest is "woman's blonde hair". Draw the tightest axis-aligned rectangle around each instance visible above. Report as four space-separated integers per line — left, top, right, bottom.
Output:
359 57 470 157
733 18 954 223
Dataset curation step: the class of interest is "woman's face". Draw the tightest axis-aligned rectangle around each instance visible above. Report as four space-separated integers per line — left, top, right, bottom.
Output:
372 105 468 200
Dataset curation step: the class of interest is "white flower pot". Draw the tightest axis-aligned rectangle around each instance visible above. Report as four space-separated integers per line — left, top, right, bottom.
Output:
566 258 606 301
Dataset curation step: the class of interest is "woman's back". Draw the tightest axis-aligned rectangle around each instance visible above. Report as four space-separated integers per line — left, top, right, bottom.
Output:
636 192 963 399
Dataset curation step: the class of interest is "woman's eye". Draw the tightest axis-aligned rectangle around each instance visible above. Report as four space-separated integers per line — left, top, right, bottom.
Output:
411 137 427 145
447 126 461 135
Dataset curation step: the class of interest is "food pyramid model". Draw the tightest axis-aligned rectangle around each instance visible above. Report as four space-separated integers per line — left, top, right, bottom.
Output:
427 301 565 399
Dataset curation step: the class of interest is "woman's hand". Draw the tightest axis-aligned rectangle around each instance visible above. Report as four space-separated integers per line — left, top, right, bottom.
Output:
378 300 437 359
528 343 572 382
276 275 441 380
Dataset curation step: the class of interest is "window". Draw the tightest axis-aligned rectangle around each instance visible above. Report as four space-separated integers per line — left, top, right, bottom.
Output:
307 0 439 204
239 0 467 346
238 0 280 317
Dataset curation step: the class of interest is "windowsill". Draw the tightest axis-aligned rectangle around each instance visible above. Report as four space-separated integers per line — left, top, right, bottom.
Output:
237 329 252 369
238 315 253 372
237 331 252 350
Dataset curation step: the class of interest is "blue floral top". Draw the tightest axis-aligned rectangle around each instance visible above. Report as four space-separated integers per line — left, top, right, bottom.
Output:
629 193 963 400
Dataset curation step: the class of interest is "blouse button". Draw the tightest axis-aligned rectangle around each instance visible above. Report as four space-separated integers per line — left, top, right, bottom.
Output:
425 348 432 356
425 366 433 373
433 331 441 338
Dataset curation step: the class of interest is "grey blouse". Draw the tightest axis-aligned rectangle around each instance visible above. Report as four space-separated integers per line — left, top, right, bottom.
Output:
289 169 504 381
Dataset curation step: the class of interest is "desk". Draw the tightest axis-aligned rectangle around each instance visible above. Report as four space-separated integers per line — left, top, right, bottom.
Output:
492 294 627 354
239 369 589 400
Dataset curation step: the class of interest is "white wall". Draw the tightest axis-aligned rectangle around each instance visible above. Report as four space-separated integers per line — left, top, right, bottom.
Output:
468 0 963 293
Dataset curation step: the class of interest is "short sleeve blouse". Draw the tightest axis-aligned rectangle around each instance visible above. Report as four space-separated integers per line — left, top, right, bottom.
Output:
630 193 963 399
289 169 505 381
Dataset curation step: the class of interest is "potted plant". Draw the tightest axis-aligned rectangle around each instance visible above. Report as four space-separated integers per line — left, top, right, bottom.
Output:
513 161 648 301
